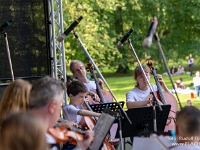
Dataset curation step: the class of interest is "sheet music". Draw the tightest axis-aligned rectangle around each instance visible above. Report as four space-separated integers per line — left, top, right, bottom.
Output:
132 136 173 150
89 112 115 150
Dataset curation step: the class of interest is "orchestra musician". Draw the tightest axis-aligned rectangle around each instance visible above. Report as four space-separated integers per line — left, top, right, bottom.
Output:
69 60 102 103
169 106 200 150
63 80 101 124
29 76 94 150
69 60 119 148
126 65 170 109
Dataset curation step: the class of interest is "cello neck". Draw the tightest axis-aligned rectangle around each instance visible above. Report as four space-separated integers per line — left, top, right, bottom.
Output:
83 101 98 122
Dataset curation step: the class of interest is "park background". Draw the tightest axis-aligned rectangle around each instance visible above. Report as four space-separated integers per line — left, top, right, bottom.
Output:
62 1 200 109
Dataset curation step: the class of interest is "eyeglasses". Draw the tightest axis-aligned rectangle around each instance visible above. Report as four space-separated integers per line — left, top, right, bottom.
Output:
73 66 85 73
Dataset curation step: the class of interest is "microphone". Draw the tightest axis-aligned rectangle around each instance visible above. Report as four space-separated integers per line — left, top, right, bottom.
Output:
57 16 83 42
0 19 13 32
142 16 158 48
117 28 134 47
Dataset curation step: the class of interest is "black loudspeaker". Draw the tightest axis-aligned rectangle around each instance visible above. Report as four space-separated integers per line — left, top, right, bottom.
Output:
0 0 50 80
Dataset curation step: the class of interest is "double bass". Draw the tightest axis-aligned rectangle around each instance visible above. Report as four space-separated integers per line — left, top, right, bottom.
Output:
147 60 178 131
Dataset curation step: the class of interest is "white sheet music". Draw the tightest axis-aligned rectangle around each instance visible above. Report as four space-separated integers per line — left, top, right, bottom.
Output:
89 112 115 150
132 136 173 150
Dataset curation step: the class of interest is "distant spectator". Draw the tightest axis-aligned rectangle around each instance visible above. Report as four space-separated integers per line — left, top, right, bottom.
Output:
187 54 194 76
187 100 193 106
193 71 200 100
174 78 185 90
177 65 185 74
170 65 177 75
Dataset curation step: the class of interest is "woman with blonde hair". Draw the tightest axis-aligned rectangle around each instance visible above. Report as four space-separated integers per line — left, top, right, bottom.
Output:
0 111 48 150
0 79 32 124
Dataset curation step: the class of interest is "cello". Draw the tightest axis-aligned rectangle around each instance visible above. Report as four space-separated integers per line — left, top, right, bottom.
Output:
147 60 178 131
86 61 113 104
86 62 119 145
79 101 115 150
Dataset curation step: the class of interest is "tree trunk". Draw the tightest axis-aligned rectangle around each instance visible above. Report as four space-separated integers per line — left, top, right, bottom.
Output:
116 64 130 74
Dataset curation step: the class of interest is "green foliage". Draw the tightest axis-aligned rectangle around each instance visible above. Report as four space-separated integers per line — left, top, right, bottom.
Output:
63 0 200 73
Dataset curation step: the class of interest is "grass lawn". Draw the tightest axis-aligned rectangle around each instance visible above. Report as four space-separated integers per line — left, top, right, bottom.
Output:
102 73 200 110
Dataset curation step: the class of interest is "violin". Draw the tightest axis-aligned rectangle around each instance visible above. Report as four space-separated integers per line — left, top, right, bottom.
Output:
48 123 85 145
147 60 178 131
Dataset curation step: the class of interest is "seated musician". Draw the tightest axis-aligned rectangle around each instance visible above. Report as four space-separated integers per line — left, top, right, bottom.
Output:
126 65 170 109
69 60 119 148
69 60 102 104
63 80 101 123
29 76 94 150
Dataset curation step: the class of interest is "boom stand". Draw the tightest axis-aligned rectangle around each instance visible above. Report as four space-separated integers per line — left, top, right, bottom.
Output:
3 31 14 81
73 31 132 150
89 102 126 150
154 33 182 109
127 38 162 132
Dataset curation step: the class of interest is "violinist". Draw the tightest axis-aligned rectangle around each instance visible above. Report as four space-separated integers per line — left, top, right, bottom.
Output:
63 80 101 124
29 76 94 150
70 60 102 103
126 65 170 109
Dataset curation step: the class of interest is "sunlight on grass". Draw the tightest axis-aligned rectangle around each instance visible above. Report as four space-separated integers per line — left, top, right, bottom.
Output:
104 73 200 110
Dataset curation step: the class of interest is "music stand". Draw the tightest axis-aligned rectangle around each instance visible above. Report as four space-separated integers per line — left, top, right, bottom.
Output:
89 111 115 150
89 101 125 149
116 104 171 138
89 101 124 114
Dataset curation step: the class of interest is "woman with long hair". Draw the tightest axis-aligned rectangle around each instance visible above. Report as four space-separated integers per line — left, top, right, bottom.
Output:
0 79 32 124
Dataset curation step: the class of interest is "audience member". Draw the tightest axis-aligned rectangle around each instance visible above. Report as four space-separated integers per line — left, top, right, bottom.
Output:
0 79 32 125
29 76 94 150
188 54 194 76
174 78 185 91
187 100 193 106
0 111 47 150
170 106 200 150
170 65 177 75
193 71 200 100
177 65 185 74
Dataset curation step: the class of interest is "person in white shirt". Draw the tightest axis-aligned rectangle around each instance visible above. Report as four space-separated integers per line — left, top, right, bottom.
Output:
126 65 169 109
193 71 200 100
69 60 102 104
177 65 185 74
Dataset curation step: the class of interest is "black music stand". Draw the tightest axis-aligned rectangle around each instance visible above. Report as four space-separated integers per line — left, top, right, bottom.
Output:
89 101 124 115
89 101 125 150
116 104 171 139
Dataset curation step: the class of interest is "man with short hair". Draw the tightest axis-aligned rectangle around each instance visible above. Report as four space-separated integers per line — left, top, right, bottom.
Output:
170 106 200 150
29 76 94 150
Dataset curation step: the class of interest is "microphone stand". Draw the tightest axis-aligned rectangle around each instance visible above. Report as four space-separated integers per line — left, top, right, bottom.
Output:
3 30 14 81
73 30 132 150
128 38 162 132
154 33 182 109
